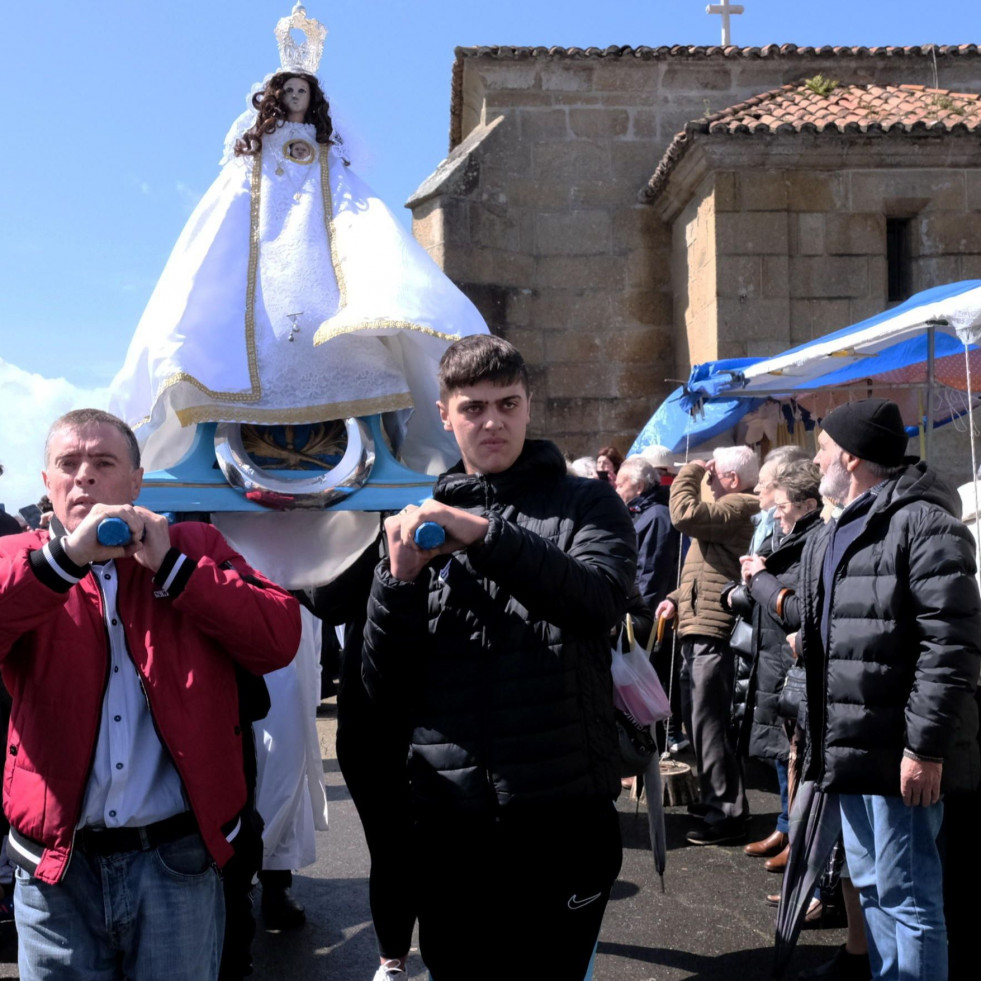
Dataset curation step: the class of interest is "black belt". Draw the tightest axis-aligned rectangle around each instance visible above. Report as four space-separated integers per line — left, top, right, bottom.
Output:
76 811 199 855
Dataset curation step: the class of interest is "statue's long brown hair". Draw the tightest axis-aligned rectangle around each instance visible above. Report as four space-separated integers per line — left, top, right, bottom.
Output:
235 72 334 157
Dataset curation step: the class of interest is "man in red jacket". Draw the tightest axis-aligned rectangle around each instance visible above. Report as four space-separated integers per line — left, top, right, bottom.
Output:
0 409 301 981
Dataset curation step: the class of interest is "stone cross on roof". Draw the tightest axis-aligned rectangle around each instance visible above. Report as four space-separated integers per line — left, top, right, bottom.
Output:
706 0 745 46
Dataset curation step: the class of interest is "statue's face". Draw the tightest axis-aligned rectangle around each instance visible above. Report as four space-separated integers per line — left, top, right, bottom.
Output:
282 77 311 121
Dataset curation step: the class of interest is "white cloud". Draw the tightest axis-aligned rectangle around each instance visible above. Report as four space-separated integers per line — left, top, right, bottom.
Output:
0 359 110 515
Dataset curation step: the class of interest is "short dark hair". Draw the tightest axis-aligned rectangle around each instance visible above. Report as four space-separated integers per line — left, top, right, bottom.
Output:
45 409 141 469
438 335 530 401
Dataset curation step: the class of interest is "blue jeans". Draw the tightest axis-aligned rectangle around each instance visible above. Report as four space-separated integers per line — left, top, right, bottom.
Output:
15 832 224 981
839 795 946 981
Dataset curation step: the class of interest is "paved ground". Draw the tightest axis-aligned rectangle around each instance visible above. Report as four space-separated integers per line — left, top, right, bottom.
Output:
0 701 846 979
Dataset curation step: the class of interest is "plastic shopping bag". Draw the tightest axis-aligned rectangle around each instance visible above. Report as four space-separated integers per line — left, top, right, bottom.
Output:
611 615 671 725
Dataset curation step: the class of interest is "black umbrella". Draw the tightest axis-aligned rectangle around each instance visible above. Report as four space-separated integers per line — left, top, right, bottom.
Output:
772 781 841 978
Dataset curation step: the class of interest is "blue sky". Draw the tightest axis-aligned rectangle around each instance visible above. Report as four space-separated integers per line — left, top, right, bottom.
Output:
0 0 978 508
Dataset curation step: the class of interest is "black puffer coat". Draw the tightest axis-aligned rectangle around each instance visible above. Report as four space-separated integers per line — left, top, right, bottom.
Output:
749 462 981 796
732 508 823 760
362 440 637 816
627 484 679 615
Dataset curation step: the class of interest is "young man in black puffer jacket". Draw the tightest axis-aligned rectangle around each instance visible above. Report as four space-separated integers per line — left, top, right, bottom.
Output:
362 336 637 981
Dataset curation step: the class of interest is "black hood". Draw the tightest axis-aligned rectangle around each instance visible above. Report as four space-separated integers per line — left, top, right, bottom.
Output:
875 458 962 519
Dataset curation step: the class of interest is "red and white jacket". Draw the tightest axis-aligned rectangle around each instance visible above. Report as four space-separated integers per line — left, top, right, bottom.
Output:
0 521 301 884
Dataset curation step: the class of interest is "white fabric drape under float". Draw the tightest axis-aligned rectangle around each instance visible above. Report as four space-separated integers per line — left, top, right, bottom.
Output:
109 121 486 476
254 604 329 871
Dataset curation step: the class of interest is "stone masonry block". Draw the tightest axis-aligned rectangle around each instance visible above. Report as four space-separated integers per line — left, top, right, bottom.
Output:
825 213 885 256
716 255 763 299
500 326 545 365
599 396 654 435
531 289 614 330
506 177 570 211
619 289 674 327
738 171 789 212
616 363 661 402
539 64 595 92
537 255 626 291
547 362 619 399
912 256 961 292
868 256 887 296
611 206 667 253
505 287 535 328
411 201 443 251
608 325 673 363
480 63 540 90
611 142 662 183
717 213 789 256
918 213 981 256
964 173 981 211
763 256 790 298
959 254 981 279
572 179 640 209
687 268 718 322
660 65 735 93
533 141 611 182
593 63 661 94
518 109 570 141
469 204 521 252
848 297 887 324
850 170 965 213
544 397 600 435
789 256 869 298
712 173 739 213
789 299 852 343
631 110 658 139
544 329 604 363
796 213 825 256
785 172 847 212
717 297 792 345
569 108 630 140
625 246 670 291
536 210 612 255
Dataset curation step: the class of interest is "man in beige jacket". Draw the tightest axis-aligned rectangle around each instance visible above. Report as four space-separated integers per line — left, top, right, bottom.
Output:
656 446 759 844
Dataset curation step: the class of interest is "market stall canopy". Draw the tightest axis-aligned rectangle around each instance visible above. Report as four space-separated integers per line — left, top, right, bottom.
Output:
631 281 981 455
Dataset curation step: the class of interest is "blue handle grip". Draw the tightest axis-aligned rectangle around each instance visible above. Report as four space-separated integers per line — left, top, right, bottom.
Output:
413 521 445 549
96 517 133 546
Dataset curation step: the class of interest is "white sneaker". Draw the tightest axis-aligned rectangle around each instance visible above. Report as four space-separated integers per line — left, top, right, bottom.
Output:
668 737 690 753
372 962 406 980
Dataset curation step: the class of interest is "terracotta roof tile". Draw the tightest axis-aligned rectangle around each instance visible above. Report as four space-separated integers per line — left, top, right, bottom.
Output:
641 81 981 203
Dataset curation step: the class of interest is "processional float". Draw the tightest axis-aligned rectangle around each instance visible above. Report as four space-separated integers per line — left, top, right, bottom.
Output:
109 3 488 585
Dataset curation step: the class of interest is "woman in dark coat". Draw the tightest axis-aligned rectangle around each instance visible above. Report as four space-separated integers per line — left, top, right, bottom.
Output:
724 460 823 865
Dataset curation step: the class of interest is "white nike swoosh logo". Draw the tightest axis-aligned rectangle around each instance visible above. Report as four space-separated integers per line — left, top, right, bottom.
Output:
567 892 601 910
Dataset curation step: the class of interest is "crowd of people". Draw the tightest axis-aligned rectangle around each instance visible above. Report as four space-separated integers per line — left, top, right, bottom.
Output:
1 345 980 981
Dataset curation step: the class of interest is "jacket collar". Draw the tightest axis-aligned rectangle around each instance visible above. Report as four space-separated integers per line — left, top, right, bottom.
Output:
435 439 567 508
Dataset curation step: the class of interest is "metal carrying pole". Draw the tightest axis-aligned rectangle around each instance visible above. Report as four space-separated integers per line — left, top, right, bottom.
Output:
925 324 937 464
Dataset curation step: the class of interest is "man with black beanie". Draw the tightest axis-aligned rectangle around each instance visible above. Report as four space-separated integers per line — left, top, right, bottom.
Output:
746 398 980 981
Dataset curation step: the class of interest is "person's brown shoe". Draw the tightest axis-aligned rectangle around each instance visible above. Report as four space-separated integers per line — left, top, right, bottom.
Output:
744 830 788 857
765 842 790 872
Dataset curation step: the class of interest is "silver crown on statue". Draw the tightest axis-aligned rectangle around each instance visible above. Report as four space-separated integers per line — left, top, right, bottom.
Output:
275 3 327 75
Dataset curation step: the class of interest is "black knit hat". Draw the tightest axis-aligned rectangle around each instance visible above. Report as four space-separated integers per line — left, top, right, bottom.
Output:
820 398 908 467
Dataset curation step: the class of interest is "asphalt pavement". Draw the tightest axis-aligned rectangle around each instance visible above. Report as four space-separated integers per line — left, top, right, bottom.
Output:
0 701 846 979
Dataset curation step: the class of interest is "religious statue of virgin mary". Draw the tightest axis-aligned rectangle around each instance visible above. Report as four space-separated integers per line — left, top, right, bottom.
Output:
109 3 487 477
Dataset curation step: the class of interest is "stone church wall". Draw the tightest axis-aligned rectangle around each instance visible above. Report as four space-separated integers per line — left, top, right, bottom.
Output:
409 49 981 455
